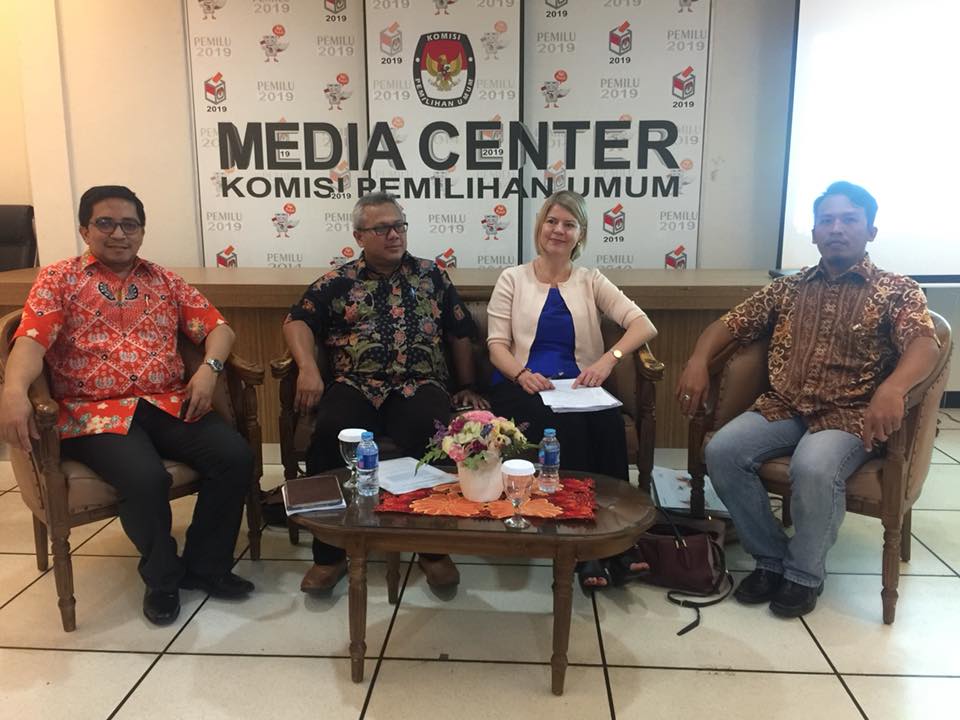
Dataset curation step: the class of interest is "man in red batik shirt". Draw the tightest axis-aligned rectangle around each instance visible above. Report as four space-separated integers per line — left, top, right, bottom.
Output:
0 186 255 626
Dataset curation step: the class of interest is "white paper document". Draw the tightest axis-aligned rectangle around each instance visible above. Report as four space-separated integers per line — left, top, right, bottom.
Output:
651 465 730 518
377 457 455 494
538 378 623 413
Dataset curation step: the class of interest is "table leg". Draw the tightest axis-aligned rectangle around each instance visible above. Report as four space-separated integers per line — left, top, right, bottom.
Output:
386 552 401 604
348 551 368 682
551 549 576 695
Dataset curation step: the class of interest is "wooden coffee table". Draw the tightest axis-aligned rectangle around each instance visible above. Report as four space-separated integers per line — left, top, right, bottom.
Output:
290 471 655 695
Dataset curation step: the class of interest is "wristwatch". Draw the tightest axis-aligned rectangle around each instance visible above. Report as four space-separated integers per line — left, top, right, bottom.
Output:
204 357 224 374
611 348 623 362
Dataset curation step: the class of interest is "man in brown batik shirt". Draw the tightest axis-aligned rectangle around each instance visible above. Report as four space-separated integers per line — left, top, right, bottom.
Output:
676 181 941 618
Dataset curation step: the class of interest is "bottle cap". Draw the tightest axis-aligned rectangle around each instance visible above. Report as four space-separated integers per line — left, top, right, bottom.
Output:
361 431 374 441
544 428 557 437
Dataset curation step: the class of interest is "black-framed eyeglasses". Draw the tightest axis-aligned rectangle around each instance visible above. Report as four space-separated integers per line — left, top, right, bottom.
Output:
90 217 143 235
356 221 408 237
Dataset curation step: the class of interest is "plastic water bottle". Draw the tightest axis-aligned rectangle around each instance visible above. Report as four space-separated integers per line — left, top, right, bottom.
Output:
538 428 560 494
356 431 379 497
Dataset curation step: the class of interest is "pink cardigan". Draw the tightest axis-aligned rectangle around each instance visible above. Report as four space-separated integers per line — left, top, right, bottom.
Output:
486 263 648 369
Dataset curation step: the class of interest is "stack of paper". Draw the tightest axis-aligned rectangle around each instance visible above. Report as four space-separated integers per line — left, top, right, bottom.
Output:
377 457 455 494
538 378 623 413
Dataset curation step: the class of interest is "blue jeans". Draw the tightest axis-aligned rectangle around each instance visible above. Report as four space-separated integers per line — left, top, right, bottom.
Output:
705 412 871 588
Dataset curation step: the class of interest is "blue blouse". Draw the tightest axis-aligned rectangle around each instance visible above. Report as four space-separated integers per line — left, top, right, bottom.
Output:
492 288 580 384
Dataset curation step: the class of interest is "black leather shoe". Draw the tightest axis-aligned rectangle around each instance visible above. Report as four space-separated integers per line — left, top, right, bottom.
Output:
180 571 255 599
143 588 180 626
734 569 783 604
770 579 824 618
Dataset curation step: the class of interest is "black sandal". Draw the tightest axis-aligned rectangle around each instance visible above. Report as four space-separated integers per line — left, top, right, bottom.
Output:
608 546 651 587
577 559 612 593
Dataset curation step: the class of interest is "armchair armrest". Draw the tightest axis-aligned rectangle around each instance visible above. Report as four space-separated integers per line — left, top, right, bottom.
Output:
270 351 296 381
226 352 265 386
636 342 665 381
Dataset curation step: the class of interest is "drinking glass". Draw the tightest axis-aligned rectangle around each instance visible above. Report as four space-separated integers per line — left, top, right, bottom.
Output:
338 428 366 490
502 459 536 529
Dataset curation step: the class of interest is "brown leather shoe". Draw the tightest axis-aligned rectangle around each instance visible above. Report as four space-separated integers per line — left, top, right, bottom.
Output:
417 555 460 588
300 560 347 594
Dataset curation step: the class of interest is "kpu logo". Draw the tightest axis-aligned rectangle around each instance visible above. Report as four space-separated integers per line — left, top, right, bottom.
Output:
271 203 299 238
603 204 625 235
540 70 569 108
381 22 402 55
413 32 475 108
325 0 346 12
435 248 457 270
434 0 455 15
672 66 695 99
545 0 568 8
330 161 351 190
198 0 226 21
204 72 226 105
216 245 238 267
481 205 509 242
324 73 352 110
260 25 288 62
609 22 632 55
481 21 509 60
544 160 566 190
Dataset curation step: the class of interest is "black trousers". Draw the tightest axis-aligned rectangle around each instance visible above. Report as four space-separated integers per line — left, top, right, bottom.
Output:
488 381 629 481
60 400 253 592
306 382 451 564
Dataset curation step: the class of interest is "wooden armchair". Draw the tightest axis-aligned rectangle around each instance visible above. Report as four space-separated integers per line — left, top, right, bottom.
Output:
271 299 665 496
0 310 265 631
686 311 952 623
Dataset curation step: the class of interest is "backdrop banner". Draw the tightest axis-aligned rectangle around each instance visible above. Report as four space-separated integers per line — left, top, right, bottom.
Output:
185 0 710 270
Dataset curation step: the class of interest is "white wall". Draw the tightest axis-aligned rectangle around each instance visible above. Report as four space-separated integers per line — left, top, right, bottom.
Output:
0 2 32 205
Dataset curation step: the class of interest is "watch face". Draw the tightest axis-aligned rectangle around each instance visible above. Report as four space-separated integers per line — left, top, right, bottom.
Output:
612 349 623 360
206 358 224 373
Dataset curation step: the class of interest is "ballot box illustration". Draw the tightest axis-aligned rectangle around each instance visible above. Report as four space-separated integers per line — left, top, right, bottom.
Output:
545 161 566 190
665 245 688 269
204 73 226 105
325 0 346 13
435 248 457 270
609 22 632 55
216 245 238 268
380 22 402 55
330 161 351 190
603 204 625 234
672 66 696 99
545 0 568 8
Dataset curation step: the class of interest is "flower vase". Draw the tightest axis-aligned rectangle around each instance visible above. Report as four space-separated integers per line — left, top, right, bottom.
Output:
457 455 503 502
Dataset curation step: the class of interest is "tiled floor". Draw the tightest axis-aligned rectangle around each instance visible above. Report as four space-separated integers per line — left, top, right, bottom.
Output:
2 414 959 719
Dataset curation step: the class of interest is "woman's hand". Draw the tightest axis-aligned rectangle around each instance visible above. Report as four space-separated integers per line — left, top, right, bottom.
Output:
517 370 554 395
573 355 616 388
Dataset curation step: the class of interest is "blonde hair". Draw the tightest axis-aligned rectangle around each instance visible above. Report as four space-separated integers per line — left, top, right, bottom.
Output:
533 190 588 260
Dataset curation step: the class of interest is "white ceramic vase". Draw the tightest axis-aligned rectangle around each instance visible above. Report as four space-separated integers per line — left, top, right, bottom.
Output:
457 455 503 502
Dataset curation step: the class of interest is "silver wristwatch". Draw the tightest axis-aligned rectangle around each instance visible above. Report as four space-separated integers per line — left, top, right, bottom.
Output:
204 357 224 374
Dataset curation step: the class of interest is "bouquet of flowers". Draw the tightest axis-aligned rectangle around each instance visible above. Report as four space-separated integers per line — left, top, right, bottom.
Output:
419 410 532 470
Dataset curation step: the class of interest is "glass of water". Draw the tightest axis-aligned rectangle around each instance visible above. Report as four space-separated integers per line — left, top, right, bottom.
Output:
501 459 536 529
338 428 366 490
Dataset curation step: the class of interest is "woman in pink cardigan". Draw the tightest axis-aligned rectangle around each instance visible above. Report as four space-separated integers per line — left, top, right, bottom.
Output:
486 191 658 590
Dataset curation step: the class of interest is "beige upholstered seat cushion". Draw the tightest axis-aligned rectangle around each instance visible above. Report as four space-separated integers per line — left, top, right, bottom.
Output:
61 460 200 514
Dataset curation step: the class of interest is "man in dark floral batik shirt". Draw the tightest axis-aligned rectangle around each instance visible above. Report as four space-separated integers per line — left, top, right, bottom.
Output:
676 181 940 619
284 192 487 594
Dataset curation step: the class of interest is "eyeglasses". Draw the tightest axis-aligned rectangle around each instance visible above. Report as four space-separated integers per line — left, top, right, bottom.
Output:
90 217 143 235
356 221 408 236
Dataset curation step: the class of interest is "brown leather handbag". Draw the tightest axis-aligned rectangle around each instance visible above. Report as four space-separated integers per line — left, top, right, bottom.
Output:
633 510 733 635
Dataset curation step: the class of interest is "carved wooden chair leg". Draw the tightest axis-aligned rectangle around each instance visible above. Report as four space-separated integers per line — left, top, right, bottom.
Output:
50 530 76 632
688 469 706 518
245 489 263 561
33 515 49 571
900 510 912 563
881 518 902 624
